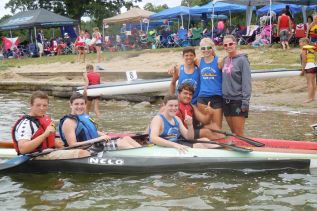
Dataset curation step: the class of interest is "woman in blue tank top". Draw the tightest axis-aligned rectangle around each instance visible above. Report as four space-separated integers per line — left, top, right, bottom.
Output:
169 47 200 105
196 38 223 129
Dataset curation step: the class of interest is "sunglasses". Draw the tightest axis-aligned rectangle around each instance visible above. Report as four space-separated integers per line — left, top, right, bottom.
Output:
223 42 235 47
200 46 213 50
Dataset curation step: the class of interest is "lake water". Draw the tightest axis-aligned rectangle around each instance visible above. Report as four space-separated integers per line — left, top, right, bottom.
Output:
1 93 317 210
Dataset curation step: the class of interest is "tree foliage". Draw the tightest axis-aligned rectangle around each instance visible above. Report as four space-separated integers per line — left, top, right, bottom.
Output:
5 0 142 26
181 0 210 7
143 3 168 12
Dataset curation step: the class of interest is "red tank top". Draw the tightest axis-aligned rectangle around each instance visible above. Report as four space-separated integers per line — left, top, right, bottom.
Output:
87 72 100 85
176 102 193 129
279 15 290 30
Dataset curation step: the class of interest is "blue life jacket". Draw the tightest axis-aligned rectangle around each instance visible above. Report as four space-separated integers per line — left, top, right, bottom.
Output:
59 113 99 147
177 64 200 105
198 56 222 97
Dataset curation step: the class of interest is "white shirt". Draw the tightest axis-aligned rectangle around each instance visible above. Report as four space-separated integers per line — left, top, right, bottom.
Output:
14 119 39 141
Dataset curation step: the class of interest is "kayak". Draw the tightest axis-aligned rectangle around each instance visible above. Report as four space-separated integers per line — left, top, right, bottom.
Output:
77 69 301 97
1 145 317 174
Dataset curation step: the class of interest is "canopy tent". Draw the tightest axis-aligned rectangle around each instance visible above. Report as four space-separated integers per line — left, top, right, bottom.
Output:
277 0 317 5
103 8 154 24
0 8 78 47
0 8 78 31
149 6 190 29
190 2 247 14
257 3 317 16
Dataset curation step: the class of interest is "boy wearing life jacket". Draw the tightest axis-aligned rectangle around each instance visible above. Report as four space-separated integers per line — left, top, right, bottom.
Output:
299 37 317 103
12 91 86 159
83 64 101 118
75 30 86 63
59 93 141 153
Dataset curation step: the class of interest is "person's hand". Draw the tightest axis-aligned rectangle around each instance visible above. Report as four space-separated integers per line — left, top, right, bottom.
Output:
167 65 177 75
173 142 189 154
300 69 305 76
44 123 56 137
184 110 193 126
204 101 213 114
100 134 111 142
55 139 64 148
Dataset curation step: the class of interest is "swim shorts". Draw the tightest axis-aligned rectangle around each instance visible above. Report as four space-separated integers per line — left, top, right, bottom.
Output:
223 99 248 118
197 96 223 109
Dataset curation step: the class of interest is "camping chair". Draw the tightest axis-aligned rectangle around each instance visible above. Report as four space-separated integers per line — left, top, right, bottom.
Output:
189 27 203 46
238 25 260 45
177 28 189 47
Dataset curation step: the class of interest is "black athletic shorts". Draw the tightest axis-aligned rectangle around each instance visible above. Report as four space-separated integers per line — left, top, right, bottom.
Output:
223 99 248 118
197 96 223 109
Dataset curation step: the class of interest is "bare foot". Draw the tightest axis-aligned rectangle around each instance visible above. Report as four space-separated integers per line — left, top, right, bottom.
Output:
304 99 314 103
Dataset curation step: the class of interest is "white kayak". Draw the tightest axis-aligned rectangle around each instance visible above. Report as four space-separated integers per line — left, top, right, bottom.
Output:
0 148 16 158
77 69 301 97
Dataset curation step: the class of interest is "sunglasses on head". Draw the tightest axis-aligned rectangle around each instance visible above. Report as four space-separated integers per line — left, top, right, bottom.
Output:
223 42 235 47
200 46 213 50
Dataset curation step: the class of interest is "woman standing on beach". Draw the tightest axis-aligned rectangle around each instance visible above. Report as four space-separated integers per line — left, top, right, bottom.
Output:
222 35 251 136
91 27 102 63
196 38 223 129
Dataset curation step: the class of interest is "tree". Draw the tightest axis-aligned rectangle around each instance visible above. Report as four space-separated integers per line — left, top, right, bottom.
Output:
5 0 142 26
144 3 168 12
181 0 209 7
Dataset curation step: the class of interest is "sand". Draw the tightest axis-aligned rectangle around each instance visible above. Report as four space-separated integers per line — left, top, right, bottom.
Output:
1 48 317 113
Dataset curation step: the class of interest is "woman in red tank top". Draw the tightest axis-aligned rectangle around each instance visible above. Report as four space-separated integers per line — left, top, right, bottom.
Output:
277 9 292 50
83 64 101 118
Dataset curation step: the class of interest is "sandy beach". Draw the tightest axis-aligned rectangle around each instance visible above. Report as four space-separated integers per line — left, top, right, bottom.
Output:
1 47 316 113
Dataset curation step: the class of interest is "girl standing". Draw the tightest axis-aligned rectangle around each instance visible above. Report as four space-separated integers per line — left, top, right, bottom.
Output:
222 35 251 136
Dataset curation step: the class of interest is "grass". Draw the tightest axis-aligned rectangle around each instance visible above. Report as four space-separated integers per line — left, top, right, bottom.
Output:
0 45 301 71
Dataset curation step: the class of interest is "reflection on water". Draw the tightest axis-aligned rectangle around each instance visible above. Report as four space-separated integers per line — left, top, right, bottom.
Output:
0 93 317 210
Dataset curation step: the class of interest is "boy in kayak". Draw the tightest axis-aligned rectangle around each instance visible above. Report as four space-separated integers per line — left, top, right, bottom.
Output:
59 92 141 154
83 64 101 119
11 91 83 159
169 46 200 105
176 83 224 142
150 95 194 153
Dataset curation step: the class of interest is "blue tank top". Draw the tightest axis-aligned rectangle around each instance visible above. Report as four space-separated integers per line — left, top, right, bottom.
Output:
59 113 99 146
199 56 222 97
159 114 180 142
177 64 200 104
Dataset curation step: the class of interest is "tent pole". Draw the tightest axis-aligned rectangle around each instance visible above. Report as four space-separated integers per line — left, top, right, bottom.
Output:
102 24 105 41
212 2 215 39
229 10 232 26
140 20 142 31
269 0 272 44
10 30 12 38
181 14 184 28
34 27 37 44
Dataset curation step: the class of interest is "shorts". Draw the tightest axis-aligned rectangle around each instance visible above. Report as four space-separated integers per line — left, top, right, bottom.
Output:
95 43 103 47
87 96 100 101
279 29 289 42
305 67 317 74
35 149 84 160
197 96 223 109
223 99 248 118
77 46 85 50
104 139 118 151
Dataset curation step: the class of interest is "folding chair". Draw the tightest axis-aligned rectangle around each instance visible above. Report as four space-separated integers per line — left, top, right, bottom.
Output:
238 25 260 45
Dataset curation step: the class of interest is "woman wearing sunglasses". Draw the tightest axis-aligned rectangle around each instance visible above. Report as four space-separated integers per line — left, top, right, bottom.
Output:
196 38 223 130
222 35 251 136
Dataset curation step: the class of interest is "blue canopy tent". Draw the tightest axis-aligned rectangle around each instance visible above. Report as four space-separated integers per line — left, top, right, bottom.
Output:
149 6 191 29
257 3 316 16
190 2 248 33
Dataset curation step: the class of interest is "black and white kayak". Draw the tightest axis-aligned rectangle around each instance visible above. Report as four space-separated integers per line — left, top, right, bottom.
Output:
77 69 301 97
1 145 316 174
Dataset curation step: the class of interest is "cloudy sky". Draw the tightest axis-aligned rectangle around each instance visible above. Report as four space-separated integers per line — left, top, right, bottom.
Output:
0 0 183 19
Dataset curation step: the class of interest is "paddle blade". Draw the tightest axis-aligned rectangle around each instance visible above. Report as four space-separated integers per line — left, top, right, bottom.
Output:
0 155 30 171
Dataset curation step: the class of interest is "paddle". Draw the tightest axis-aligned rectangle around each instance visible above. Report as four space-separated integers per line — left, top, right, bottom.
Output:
209 129 265 147
0 134 146 172
180 139 252 153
